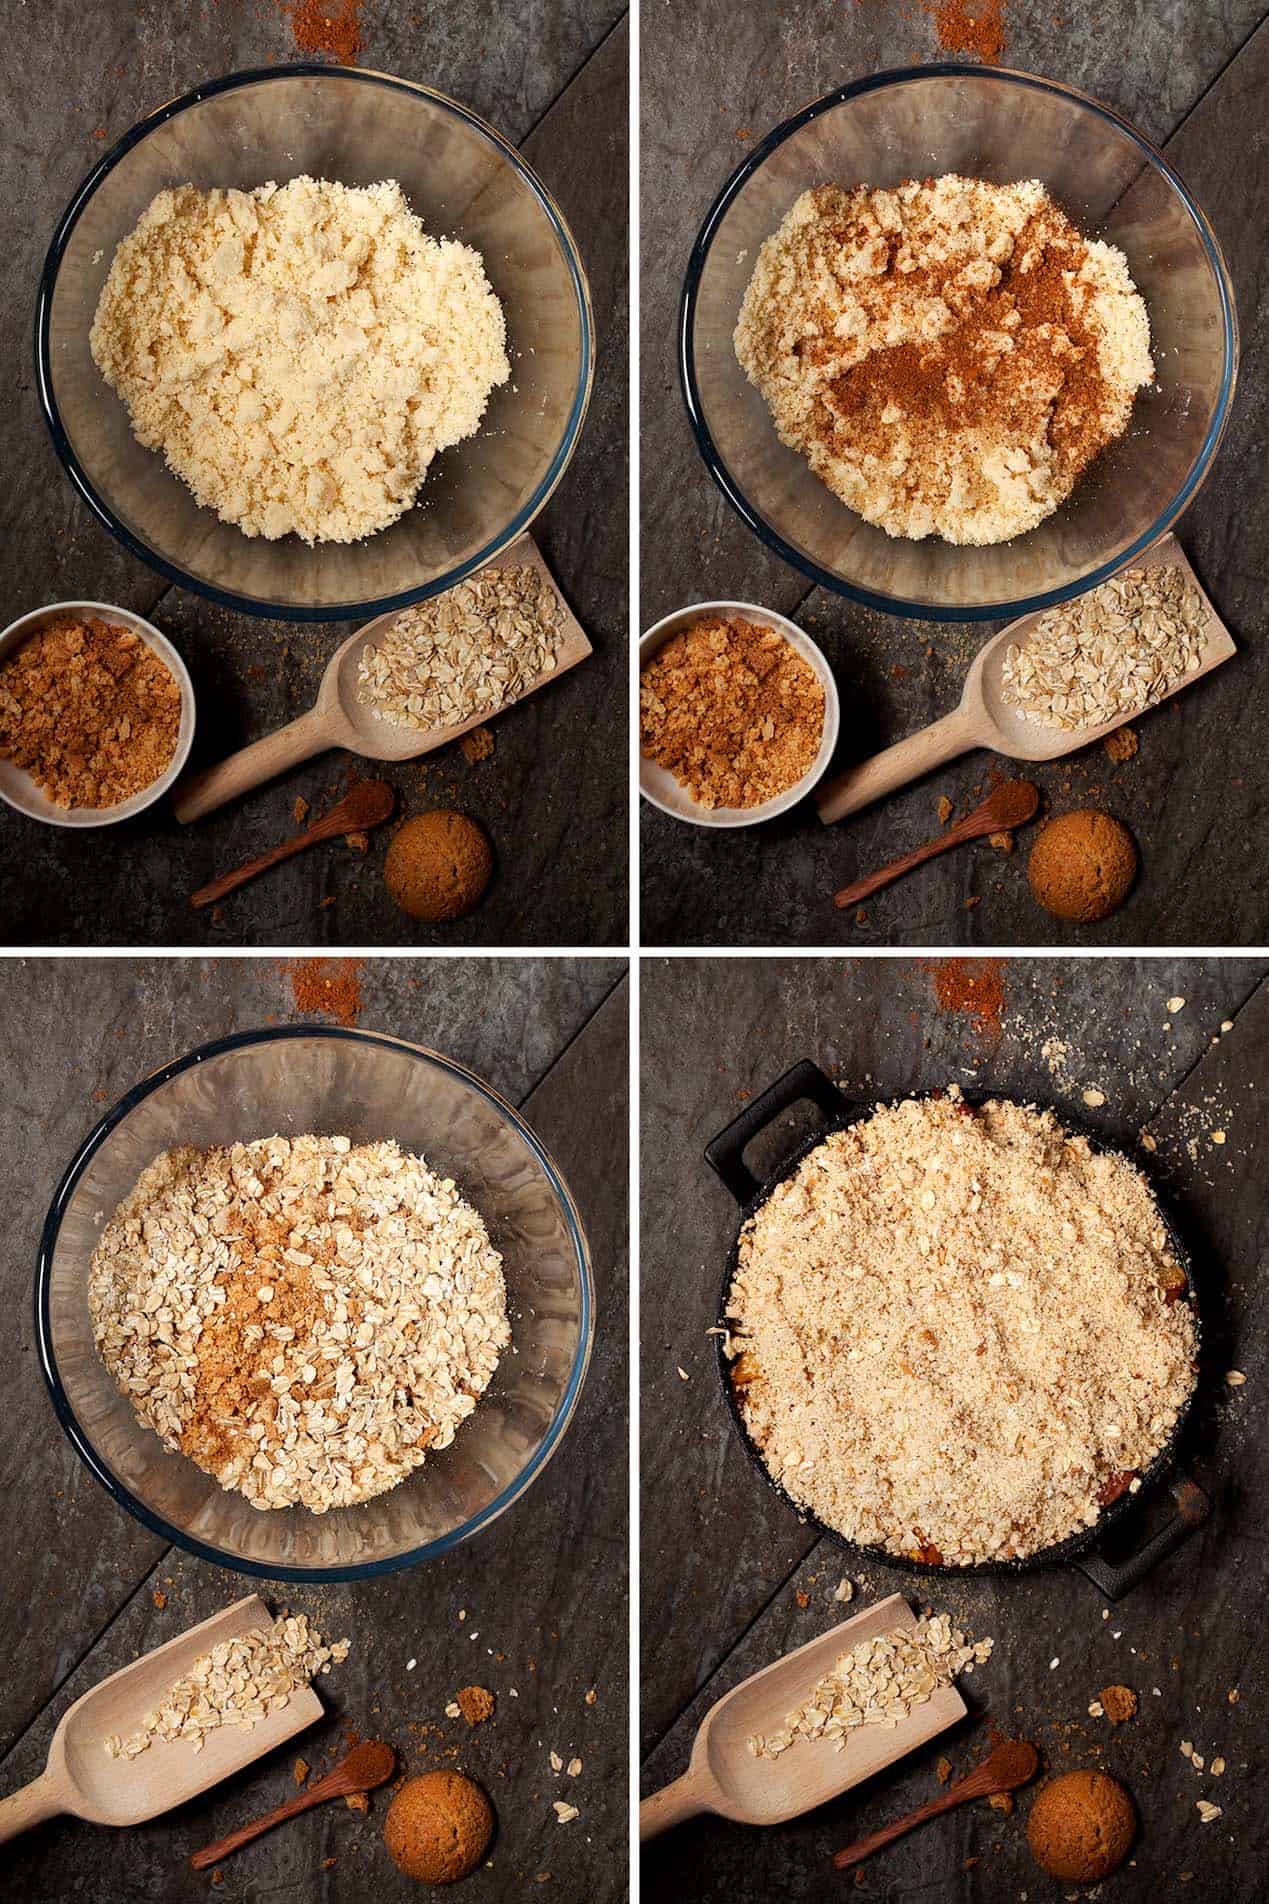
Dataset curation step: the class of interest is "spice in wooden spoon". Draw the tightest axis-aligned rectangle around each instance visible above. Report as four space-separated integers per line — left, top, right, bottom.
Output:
832 779 1039 910
190 1738 396 1870
190 779 395 910
832 1738 1039 1873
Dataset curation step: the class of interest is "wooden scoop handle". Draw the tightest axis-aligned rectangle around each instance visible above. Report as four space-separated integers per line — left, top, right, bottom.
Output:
174 707 335 824
832 1765 997 1872
0 1771 63 1845
816 707 978 826
639 1770 709 1841
834 804 1000 909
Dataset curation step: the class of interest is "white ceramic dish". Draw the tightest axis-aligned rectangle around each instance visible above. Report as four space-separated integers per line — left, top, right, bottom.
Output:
639 600 840 828
0 600 194 828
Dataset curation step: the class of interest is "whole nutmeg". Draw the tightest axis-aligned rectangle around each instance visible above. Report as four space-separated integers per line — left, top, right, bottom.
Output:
1027 809 1137 923
384 1770 494 1884
383 810 493 923
1026 1769 1136 1883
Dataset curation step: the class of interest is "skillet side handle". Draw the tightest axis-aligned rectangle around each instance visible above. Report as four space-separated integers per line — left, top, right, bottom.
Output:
1071 1475 1209 1600
704 1059 852 1207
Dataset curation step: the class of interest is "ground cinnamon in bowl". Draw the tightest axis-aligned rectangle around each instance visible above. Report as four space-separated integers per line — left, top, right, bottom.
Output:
640 612 826 810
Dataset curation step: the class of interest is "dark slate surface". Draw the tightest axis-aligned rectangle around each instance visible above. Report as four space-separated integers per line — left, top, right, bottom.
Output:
639 956 1267 1901
0 956 628 1902
0 3 628 948
639 3 1269 947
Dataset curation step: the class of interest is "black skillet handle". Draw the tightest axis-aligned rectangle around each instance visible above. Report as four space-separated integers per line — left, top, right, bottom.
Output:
1071 1475 1209 1600
704 1059 853 1208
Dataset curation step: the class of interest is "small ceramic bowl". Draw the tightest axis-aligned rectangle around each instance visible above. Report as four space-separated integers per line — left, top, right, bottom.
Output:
639 599 840 828
0 600 195 828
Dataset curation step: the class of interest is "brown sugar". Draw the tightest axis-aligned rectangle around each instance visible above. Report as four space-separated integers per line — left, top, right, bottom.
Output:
1027 810 1137 922
384 811 493 923
639 614 825 810
1099 1683 1138 1723
1027 1769 1136 1882
0 615 180 808
384 1770 494 1884
455 1686 494 1726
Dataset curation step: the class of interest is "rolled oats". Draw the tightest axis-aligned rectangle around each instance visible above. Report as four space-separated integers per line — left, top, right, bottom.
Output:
1000 565 1207 732
89 1134 510 1513
104 1614 348 1759
747 1613 992 1759
356 564 563 732
724 1090 1197 1564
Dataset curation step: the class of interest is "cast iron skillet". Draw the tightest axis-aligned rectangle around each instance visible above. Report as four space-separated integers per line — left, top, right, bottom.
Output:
706 1060 1207 1600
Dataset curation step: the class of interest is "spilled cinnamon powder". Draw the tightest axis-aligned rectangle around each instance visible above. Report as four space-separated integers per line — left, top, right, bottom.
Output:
282 957 363 1027
927 957 1006 1039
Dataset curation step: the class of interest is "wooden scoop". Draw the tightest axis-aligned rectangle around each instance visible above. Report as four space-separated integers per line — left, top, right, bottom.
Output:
832 1738 1039 1872
190 778 395 909
816 536 1234 826
833 778 1038 909
173 536 591 825
639 1594 966 1842
0 1596 322 1846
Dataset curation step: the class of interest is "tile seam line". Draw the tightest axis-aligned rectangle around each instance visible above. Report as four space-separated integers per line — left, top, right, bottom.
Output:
640 966 1266 1765
518 967 629 1113
0 1543 173 1774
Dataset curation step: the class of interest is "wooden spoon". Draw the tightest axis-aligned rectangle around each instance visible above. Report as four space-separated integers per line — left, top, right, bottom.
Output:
190 1739 396 1870
0 1597 322 1846
832 1738 1039 1873
173 535 591 825
816 536 1234 826
640 1594 966 1842
190 779 395 910
833 778 1038 909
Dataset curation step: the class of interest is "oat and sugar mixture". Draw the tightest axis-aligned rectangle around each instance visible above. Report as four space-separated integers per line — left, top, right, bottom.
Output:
91 177 508 543
90 1133 510 1512
725 1090 1197 1564
736 175 1153 544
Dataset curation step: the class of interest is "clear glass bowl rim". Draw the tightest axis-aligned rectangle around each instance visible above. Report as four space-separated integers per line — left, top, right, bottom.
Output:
678 61 1239 623
35 63 595 623
35 1023 595 1581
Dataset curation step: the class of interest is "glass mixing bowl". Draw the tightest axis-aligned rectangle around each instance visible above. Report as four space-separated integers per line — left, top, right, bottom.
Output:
680 65 1238 621
36 1027 593 1581
37 66 593 621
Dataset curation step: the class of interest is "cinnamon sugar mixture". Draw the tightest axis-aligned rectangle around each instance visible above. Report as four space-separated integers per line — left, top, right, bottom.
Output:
89 1135 509 1512
0 615 180 807
640 614 825 809
724 1090 1196 1563
735 176 1153 544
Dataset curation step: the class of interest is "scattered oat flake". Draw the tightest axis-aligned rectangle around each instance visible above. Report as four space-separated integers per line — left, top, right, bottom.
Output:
833 1579 854 1603
1211 1757 1226 1776
677 1366 690 1382
406 1658 417 1671
445 1702 462 1719
584 1689 597 1705
553 1802 579 1824
1210 1130 1226 1144
1140 1132 1157 1151
1050 1659 1060 1671
567 1758 582 1777
1196 1801 1222 1824
1082 1089 1106 1107
1221 1019 1234 1032
1167 997 1186 1013
1088 1701 1104 1718
549 1751 563 1772
1225 1371 1246 1387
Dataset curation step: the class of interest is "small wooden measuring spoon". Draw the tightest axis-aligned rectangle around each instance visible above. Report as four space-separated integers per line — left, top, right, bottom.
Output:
833 779 1039 909
816 536 1234 826
173 536 591 825
190 779 395 909
640 1594 966 1841
190 1739 396 1869
0 1597 322 1846
832 1738 1039 1872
